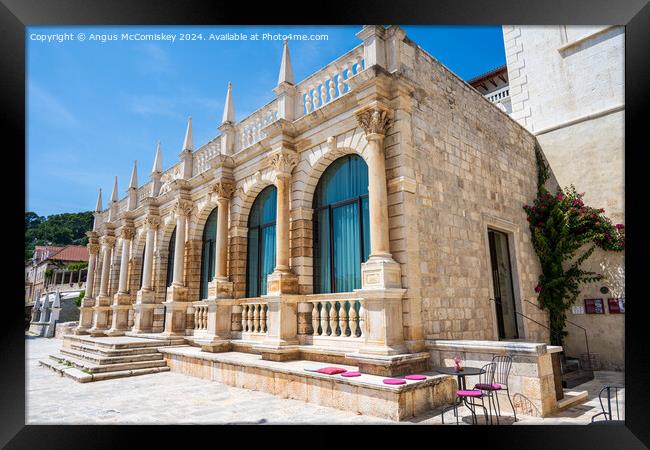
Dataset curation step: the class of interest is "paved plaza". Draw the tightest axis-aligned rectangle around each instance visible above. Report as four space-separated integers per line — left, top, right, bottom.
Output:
26 337 623 425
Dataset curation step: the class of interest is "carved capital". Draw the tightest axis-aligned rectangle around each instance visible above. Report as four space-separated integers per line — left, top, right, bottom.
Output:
100 235 116 248
268 151 299 179
119 226 135 241
357 108 391 137
87 243 101 255
211 180 235 200
173 199 193 217
144 215 160 230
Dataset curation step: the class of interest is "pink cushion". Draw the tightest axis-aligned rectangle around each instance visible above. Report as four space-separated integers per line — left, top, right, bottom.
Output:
405 374 427 381
383 378 406 385
316 367 348 375
340 371 361 377
475 383 502 390
457 389 483 397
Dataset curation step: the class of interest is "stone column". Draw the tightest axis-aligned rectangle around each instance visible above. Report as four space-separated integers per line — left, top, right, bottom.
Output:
133 215 159 333
74 232 100 335
265 150 300 295
163 198 192 336
90 234 115 335
348 106 412 367
107 226 135 336
202 181 236 353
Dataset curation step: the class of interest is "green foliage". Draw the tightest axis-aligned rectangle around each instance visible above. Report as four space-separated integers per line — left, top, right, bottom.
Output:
75 290 85 307
25 211 94 261
66 262 89 272
524 146 625 345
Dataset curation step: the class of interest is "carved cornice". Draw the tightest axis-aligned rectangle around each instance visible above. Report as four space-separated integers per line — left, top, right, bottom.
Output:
268 151 299 179
173 198 193 217
357 107 391 137
211 180 235 200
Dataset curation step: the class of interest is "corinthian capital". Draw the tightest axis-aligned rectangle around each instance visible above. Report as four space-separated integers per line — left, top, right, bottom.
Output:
119 226 135 241
357 108 391 137
268 150 299 179
211 180 235 200
100 235 116 248
87 243 101 255
144 215 160 230
173 199 193 217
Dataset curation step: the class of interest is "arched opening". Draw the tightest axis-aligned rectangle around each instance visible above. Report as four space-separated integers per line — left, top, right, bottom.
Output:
200 208 218 299
246 186 277 297
313 154 370 293
139 243 146 289
164 227 176 301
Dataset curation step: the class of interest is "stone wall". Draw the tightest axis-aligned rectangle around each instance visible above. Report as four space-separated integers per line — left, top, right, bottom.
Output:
397 38 549 342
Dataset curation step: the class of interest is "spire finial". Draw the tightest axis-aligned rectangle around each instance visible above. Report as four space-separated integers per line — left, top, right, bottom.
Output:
221 82 235 125
182 116 193 151
129 160 138 189
277 39 294 85
110 176 118 202
95 188 103 212
152 141 163 174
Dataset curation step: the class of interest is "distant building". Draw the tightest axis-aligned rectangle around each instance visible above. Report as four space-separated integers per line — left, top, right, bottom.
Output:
468 64 511 114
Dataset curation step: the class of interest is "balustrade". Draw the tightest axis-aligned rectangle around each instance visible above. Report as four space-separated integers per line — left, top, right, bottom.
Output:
193 302 209 331
192 138 222 177
308 298 364 338
240 303 268 334
237 103 279 151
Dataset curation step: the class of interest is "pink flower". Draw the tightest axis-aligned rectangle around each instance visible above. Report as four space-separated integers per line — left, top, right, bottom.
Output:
615 224 625 230
534 285 542 293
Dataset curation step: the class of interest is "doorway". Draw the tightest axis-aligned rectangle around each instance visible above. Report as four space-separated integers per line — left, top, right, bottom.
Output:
488 229 519 339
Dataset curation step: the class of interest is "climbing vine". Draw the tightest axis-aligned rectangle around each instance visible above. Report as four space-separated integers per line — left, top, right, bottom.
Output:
524 144 624 345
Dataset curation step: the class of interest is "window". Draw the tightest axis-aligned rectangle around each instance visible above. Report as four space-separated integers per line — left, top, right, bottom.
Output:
200 208 218 299
488 229 519 339
246 186 277 297
313 155 370 294
139 244 146 289
165 228 176 291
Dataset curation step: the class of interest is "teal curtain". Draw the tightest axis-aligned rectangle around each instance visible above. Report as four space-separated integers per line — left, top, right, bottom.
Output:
247 186 277 297
313 155 370 294
166 228 176 288
200 208 218 300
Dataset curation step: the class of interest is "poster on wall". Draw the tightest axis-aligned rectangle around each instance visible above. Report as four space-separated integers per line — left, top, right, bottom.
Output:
584 298 605 314
608 298 625 314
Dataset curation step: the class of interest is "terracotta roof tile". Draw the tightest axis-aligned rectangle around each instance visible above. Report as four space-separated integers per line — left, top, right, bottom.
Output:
50 245 89 262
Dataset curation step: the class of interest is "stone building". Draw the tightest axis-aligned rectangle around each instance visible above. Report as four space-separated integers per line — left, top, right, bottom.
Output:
57 26 573 418
502 25 625 370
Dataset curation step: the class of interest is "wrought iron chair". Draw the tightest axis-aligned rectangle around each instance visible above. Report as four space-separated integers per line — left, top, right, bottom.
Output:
490 355 517 422
451 362 494 425
591 384 624 423
473 361 500 424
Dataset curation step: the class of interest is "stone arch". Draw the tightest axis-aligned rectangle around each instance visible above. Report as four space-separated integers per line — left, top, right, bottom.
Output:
128 226 147 295
291 127 369 210
153 212 177 304
188 193 219 243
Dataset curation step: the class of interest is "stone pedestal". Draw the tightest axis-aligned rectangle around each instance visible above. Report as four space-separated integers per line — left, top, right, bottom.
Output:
131 289 156 333
355 288 407 356
361 256 402 290
106 293 132 336
200 299 234 353
207 278 234 300
266 271 299 296
259 295 300 361
163 285 188 336
73 298 95 335
347 352 431 377
89 294 112 336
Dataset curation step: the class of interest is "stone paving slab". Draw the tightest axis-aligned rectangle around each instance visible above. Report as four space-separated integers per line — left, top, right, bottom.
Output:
26 337 624 425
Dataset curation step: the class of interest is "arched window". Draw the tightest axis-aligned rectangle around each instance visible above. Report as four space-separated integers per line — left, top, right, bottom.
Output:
313 154 370 293
164 228 176 301
200 208 218 299
246 186 277 297
138 244 146 289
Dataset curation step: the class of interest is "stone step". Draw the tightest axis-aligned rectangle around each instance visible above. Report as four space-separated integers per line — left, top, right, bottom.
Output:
562 369 594 389
61 347 163 365
69 342 161 357
64 335 186 350
39 358 170 383
49 353 168 374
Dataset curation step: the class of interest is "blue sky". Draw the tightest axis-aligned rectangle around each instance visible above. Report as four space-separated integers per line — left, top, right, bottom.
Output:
26 25 505 216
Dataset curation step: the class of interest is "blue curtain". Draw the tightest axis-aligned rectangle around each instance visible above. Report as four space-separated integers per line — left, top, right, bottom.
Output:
247 186 277 297
200 208 218 300
313 155 369 294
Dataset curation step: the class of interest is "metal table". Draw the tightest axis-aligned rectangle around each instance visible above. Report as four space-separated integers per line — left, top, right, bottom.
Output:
436 366 487 424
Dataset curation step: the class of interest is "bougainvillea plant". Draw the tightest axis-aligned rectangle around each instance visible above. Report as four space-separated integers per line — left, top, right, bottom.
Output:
524 145 624 345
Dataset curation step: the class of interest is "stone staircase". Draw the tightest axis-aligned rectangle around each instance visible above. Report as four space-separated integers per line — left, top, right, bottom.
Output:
39 334 187 383
561 356 594 389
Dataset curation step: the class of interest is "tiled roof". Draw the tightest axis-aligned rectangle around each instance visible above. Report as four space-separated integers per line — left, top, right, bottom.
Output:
50 245 89 262
467 64 508 86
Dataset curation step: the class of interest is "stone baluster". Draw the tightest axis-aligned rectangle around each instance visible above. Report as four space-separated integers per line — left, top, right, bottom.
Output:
312 303 320 335
329 73 337 101
350 302 359 337
304 89 312 114
341 63 349 91
337 67 345 96
312 85 320 110
329 302 338 336
253 304 260 332
241 305 247 332
320 80 327 106
339 301 348 337
355 55 364 74
320 303 329 336
260 305 267 333
358 302 365 338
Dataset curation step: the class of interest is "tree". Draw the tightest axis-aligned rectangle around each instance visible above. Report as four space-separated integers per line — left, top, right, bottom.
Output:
524 145 624 345
24 211 94 261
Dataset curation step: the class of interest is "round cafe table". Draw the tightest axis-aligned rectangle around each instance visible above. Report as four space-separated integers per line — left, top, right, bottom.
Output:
435 366 486 424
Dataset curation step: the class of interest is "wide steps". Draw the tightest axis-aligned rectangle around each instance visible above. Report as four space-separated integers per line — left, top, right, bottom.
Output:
69 342 161 357
39 357 170 383
60 347 163 365
65 335 186 350
49 353 168 374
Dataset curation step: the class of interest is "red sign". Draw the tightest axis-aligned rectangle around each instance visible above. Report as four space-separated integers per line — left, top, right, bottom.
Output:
608 298 625 314
584 298 605 314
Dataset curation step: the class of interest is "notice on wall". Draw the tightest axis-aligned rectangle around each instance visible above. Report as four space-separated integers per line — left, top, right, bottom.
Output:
584 298 605 314
571 305 585 315
608 298 625 314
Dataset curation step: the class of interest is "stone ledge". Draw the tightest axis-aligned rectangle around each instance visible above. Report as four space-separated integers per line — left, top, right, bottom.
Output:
425 338 551 356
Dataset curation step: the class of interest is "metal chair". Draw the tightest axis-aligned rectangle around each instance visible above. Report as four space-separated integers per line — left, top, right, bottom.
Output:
473 361 500 424
452 363 494 425
591 384 624 423
491 355 517 422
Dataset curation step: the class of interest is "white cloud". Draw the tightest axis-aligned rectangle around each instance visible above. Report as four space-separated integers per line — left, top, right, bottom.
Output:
28 83 79 127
